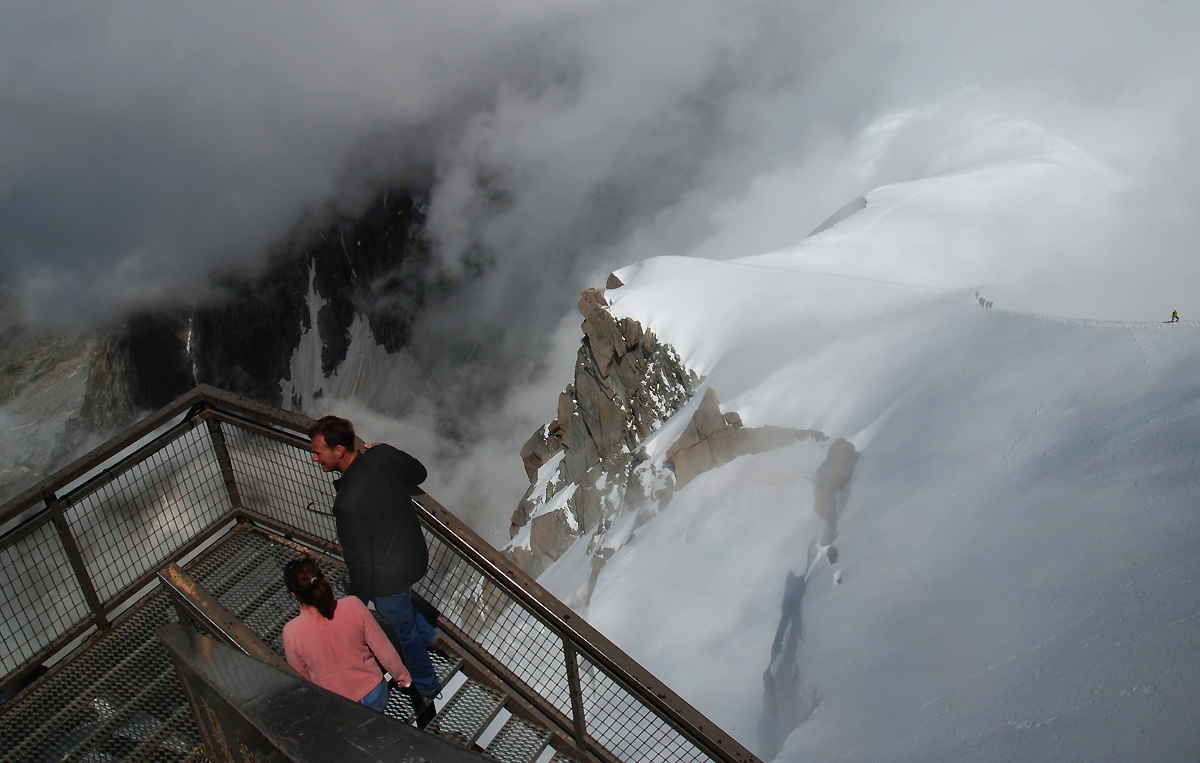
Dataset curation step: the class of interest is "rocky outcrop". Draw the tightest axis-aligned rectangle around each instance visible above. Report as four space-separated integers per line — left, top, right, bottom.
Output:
508 284 697 577
666 388 826 488
0 186 436 504
189 188 433 408
79 313 197 431
814 437 859 545
507 278 861 592
77 332 141 431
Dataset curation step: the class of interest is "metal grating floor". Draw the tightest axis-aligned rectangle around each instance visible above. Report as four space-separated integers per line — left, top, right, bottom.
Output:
0 590 203 763
189 527 352 656
427 680 507 747
1 526 577 763
0 527 347 763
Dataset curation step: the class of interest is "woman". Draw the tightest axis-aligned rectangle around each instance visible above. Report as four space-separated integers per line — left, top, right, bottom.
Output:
281 557 412 711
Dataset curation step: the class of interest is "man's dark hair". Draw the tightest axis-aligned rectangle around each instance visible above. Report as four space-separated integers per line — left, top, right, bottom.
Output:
310 416 356 450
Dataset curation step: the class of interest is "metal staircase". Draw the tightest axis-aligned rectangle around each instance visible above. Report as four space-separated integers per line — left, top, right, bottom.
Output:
164 525 565 763
0 386 760 763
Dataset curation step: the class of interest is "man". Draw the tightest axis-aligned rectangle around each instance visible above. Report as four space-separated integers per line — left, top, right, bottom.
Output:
309 415 441 714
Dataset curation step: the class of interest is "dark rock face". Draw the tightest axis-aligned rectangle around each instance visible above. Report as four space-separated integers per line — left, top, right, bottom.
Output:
306 191 432 371
126 314 197 410
189 257 310 406
79 312 197 431
80 188 433 428
79 331 146 431
194 189 432 406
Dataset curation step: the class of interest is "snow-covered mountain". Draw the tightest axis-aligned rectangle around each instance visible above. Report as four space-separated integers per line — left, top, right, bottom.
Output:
515 116 1200 761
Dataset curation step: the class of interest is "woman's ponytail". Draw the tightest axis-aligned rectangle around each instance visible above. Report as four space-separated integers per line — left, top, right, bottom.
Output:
284 558 337 620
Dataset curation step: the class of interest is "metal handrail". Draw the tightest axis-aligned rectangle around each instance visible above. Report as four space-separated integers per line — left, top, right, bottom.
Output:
158 622 495 763
413 493 759 763
157 562 298 677
0 385 760 763
0 384 310 526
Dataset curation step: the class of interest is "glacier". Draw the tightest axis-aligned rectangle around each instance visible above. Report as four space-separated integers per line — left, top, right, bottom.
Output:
531 115 1200 761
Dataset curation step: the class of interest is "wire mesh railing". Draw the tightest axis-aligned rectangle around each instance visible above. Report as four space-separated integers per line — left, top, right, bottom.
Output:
0 385 758 763
63 423 229 605
0 517 93 677
0 412 235 688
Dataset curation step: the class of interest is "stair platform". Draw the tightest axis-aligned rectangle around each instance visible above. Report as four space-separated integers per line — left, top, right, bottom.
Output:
0 525 574 763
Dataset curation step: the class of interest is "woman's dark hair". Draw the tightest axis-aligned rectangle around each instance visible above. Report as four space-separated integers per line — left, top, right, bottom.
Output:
284 558 337 620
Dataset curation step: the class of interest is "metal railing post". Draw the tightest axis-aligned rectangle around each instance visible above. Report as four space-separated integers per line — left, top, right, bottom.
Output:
563 640 589 751
205 416 244 511
47 496 108 632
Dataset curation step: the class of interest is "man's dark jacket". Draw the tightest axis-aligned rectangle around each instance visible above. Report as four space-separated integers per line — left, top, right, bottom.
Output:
332 444 429 603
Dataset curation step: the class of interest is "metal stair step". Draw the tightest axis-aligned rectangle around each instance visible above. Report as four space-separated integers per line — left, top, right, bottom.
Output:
123 702 202 760
382 685 417 724
426 679 507 747
429 643 465 689
0 593 201 763
196 537 282 599
484 713 553 763
382 643 466 725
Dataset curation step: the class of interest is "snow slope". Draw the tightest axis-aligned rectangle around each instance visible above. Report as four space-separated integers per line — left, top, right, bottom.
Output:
549 118 1200 761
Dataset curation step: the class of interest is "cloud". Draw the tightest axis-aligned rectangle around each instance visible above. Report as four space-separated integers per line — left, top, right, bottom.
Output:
2 0 1198 331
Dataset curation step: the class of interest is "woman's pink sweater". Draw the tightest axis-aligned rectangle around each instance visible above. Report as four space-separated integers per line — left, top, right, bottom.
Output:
282 595 411 702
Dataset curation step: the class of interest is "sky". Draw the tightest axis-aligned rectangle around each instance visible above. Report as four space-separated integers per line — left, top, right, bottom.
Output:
3 1 1200 334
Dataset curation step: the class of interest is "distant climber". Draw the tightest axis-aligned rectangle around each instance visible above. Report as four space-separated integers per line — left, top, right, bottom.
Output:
1170 310 1180 323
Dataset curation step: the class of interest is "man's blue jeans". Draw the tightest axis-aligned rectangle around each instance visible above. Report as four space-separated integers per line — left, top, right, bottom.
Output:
374 590 440 696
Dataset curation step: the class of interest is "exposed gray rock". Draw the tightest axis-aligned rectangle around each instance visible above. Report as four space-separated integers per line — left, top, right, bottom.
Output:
666 388 826 489
79 314 197 432
0 292 97 504
814 437 860 545
509 285 696 577
507 282 860 596
78 332 141 431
